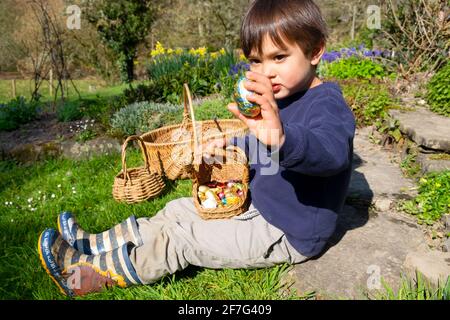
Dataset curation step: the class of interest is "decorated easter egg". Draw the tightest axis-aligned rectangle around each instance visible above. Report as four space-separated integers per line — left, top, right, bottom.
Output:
233 76 261 118
202 198 217 209
226 196 240 206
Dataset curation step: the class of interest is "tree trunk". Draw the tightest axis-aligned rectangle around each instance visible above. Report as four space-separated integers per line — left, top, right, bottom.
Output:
125 56 134 83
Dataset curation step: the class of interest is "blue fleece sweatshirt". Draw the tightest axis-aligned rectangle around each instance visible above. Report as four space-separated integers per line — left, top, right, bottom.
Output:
231 82 356 258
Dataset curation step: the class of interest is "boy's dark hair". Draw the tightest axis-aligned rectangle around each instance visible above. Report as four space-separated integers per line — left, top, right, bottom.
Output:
240 0 328 59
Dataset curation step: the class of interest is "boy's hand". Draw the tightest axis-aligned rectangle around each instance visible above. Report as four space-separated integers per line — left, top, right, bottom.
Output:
202 137 227 154
200 137 227 160
228 71 285 148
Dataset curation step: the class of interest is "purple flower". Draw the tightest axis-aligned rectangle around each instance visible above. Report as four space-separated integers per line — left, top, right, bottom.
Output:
373 50 382 57
228 62 250 76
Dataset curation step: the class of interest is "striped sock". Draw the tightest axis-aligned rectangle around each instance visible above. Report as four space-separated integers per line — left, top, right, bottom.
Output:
58 212 143 255
38 228 142 297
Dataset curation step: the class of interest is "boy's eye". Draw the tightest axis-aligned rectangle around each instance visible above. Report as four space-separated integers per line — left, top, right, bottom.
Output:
274 55 286 61
249 59 260 64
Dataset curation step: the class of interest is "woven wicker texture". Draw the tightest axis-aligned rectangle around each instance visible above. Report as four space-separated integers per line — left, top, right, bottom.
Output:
113 135 166 204
192 146 250 219
140 83 248 180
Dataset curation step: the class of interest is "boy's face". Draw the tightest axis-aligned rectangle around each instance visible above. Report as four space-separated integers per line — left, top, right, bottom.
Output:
247 34 323 99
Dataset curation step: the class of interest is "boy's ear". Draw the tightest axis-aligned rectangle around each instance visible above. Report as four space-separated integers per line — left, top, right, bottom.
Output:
310 43 326 66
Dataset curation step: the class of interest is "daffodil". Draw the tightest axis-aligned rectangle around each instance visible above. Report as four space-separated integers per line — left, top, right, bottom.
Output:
197 47 207 57
151 41 165 57
219 48 226 55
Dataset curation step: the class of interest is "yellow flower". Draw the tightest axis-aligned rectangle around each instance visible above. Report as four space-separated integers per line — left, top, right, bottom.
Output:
175 48 184 55
197 47 207 57
239 53 247 61
167 48 174 55
151 41 165 57
210 52 219 59
189 47 207 56
219 48 226 55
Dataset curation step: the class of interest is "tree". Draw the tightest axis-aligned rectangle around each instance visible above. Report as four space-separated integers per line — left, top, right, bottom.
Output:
380 0 449 76
84 0 157 83
13 0 80 103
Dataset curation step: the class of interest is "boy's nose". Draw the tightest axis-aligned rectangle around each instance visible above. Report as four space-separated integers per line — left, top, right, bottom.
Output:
261 63 276 79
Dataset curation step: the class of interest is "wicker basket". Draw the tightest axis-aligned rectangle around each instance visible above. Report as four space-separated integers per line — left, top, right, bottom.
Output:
140 83 248 180
113 135 166 204
191 146 250 219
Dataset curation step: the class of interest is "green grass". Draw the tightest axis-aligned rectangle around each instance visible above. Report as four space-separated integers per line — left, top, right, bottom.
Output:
0 79 134 104
0 151 303 300
374 272 450 300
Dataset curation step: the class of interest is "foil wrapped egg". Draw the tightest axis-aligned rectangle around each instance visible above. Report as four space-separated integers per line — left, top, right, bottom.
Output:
233 76 261 118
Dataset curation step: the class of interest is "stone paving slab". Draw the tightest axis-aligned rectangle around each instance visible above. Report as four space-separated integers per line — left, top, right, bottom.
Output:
286 206 425 299
348 127 416 201
416 153 450 174
389 108 450 152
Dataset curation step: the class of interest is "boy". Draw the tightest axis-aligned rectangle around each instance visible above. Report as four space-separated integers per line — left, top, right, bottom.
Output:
38 0 355 297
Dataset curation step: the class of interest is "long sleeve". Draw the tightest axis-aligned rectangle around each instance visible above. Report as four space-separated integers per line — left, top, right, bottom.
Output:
270 96 355 177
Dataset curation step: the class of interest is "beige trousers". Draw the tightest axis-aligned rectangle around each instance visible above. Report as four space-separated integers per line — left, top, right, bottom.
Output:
129 197 308 284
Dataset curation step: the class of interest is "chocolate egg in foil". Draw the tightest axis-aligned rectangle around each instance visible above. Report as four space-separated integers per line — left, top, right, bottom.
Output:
233 76 261 117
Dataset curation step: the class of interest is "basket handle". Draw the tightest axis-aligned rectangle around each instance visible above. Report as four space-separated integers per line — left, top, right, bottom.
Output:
121 135 151 185
192 145 249 182
181 83 195 126
182 83 231 166
182 83 202 164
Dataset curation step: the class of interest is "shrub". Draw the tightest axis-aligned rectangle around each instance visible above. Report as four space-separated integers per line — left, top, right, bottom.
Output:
426 62 450 117
56 100 83 122
0 96 40 131
342 81 397 126
320 56 386 80
123 82 164 104
380 0 447 75
110 101 182 137
193 98 234 121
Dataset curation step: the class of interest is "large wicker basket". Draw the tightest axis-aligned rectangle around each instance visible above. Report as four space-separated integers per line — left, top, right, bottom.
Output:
140 83 248 180
191 146 250 219
113 135 166 204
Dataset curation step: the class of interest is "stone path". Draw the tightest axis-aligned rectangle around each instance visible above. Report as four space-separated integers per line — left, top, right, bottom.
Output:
348 127 417 204
284 126 450 300
389 107 450 152
390 107 450 174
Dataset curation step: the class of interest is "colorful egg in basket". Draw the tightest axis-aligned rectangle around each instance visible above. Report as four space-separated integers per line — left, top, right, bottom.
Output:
197 180 245 209
233 76 261 118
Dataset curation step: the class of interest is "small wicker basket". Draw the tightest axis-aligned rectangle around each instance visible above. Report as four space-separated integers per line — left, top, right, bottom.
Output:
113 135 166 204
140 84 248 180
191 146 250 219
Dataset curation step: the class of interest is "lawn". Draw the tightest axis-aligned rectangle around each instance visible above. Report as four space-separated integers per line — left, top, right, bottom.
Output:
0 78 131 104
0 150 305 300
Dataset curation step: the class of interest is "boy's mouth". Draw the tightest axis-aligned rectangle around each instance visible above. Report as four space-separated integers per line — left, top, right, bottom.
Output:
272 84 281 94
